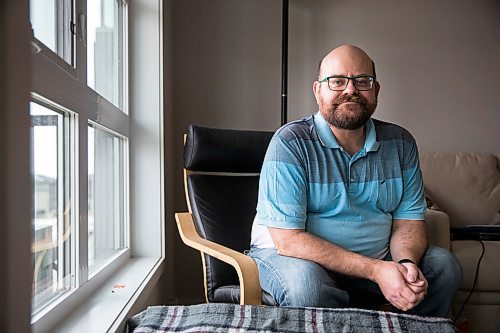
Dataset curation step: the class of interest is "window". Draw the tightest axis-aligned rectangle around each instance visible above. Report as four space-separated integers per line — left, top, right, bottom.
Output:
87 0 125 109
30 101 75 314
30 0 73 64
87 123 127 273
30 0 129 319
27 0 164 330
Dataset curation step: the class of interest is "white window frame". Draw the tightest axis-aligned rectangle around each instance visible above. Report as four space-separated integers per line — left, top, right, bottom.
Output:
27 1 165 332
30 97 78 313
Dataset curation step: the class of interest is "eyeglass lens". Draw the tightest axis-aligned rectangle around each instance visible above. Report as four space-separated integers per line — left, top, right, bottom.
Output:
328 77 373 91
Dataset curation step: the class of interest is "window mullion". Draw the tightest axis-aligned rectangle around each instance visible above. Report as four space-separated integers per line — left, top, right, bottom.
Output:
78 116 89 286
56 108 65 290
67 111 78 291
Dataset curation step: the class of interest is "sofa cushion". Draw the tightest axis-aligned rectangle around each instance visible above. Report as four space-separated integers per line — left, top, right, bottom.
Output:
420 152 500 227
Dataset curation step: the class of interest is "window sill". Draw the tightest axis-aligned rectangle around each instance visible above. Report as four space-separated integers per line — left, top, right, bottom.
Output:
33 257 165 333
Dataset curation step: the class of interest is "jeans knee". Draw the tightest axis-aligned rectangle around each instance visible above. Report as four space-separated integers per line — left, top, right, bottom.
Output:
249 248 349 308
284 282 322 307
277 262 328 306
425 246 462 291
281 276 349 308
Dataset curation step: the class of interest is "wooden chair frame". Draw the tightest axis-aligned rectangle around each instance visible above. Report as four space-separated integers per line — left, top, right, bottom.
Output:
175 133 263 305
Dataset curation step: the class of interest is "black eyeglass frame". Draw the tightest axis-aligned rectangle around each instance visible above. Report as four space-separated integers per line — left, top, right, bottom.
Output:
319 75 376 91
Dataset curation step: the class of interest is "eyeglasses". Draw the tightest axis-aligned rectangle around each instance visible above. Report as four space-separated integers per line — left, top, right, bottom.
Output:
319 75 376 91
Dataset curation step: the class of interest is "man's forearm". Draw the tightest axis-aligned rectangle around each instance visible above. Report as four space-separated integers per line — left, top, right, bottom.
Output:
268 225 429 310
390 219 428 264
268 227 380 281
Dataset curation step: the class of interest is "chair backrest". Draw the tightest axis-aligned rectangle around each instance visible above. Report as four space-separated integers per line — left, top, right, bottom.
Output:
183 124 274 303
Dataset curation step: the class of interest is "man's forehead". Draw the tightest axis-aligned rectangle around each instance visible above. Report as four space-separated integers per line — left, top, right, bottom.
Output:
321 45 373 76
324 59 372 75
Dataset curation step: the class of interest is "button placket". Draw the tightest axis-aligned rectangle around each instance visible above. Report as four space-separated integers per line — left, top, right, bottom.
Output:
348 158 356 193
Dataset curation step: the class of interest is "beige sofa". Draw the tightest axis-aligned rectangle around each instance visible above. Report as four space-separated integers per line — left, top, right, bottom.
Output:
420 152 500 333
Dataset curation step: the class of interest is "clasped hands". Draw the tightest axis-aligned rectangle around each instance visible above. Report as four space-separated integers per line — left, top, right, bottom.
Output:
374 260 428 312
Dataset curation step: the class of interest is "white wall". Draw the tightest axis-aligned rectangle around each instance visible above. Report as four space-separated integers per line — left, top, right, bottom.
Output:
288 0 500 153
166 0 500 301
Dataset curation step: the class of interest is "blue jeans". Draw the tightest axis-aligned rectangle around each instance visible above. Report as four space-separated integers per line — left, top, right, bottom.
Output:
248 245 462 317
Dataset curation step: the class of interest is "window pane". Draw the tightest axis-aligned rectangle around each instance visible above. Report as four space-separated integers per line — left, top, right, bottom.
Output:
31 102 74 313
87 0 125 110
30 0 73 64
88 125 127 273
30 0 56 51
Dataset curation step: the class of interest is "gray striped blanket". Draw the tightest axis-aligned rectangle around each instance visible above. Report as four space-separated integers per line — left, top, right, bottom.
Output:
127 303 457 332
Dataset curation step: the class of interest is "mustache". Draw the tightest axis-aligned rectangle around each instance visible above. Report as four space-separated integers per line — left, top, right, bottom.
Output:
332 94 368 108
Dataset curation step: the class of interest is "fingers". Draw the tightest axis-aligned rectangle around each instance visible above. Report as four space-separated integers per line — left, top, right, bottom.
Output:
382 280 423 311
401 262 420 283
388 287 425 311
375 261 428 311
387 290 414 311
391 265 428 310
399 262 428 296
407 282 426 295
408 276 427 293
395 282 427 311
400 285 425 306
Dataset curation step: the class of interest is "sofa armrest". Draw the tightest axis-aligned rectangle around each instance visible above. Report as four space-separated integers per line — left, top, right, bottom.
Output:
425 209 451 250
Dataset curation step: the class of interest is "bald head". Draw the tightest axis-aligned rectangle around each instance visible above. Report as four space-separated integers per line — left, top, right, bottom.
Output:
317 45 376 80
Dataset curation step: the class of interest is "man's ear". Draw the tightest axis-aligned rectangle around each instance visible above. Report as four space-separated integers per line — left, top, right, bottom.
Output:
313 81 321 105
374 81 381 98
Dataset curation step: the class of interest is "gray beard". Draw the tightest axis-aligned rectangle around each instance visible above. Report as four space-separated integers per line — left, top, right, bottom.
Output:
322 103 375 130
319 93 376 130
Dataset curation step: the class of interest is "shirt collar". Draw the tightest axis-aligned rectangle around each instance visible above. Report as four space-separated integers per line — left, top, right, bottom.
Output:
364 117 380 152
313 111 380 152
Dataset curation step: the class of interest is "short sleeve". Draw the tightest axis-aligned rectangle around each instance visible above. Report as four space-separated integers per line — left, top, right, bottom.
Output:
392 138 427 220
254 132 307 229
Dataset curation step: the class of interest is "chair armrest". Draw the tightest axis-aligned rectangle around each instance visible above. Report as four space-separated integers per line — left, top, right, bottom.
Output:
175 212 262 305
425 209 451 250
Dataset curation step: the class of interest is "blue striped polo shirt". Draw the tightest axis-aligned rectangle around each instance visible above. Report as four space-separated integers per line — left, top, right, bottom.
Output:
250 112 427 259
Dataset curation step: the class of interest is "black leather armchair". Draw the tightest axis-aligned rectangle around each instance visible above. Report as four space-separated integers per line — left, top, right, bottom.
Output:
175 124 276 305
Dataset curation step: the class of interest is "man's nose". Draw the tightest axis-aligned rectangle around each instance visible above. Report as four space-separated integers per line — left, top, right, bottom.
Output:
343 79 359 95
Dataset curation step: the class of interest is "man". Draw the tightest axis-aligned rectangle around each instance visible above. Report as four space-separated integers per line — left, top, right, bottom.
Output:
248 45 461 317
